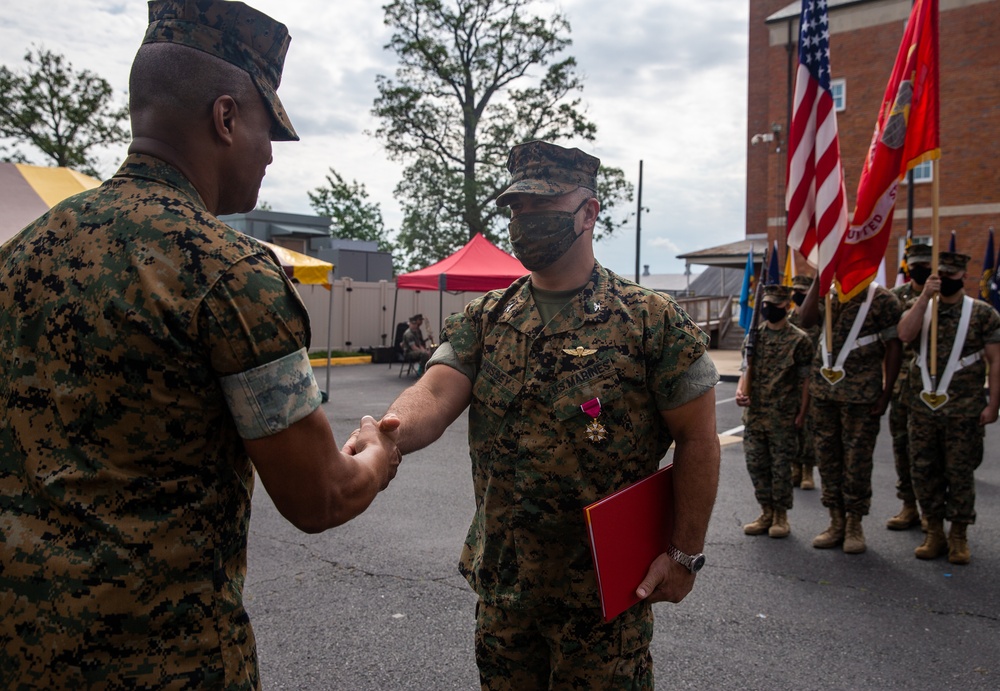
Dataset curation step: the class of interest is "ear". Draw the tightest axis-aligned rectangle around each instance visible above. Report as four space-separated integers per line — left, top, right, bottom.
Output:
212 95 238 146
581 197 601 233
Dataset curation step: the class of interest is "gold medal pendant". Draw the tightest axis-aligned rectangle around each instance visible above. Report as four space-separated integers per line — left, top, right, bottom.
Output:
920 390 949 411
585 419 607 443
820 367 845 385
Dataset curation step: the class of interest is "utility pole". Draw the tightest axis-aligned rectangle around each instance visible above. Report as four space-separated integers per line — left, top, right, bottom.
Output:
634 160 644 284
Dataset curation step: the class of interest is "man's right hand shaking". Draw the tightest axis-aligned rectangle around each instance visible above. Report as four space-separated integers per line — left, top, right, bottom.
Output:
344 414 402 490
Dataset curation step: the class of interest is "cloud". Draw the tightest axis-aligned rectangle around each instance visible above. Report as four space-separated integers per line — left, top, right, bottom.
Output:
0 0 751 272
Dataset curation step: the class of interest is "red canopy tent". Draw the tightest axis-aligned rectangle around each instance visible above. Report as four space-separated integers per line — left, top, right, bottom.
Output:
393 233 527 341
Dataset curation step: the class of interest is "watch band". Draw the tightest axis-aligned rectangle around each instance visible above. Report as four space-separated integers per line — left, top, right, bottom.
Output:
667 544 706 573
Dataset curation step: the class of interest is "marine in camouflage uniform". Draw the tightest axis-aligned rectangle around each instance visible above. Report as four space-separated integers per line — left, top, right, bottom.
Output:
737 285 813 538
0 3 398 688
386 141 721 690
788 274 821 489
402 314 431 374
801 281 902 554
898 252 1000 565
886 243 933 530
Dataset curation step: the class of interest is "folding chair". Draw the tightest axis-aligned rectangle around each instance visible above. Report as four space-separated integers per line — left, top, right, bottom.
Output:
390 322 418 377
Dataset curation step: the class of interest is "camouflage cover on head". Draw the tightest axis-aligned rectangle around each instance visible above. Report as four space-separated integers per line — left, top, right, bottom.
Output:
905 242 932 264
938 251 970 274
144 0 298 141
496 140 600 207
792 274 813 291
763 284 792 303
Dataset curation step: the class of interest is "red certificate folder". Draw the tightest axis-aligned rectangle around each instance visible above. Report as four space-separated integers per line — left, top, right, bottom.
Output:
583 464 674 622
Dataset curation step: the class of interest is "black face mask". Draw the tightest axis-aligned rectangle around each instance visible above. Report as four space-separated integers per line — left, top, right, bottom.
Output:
940 276 965 297
760 304 787 323
791 292 805 307
908 265 932 285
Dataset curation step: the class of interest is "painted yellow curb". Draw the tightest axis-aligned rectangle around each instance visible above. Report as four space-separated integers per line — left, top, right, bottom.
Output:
309 355 373 367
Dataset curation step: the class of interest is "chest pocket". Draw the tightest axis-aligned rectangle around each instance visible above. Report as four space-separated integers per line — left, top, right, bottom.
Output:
472 357 524 418
550 371 624 422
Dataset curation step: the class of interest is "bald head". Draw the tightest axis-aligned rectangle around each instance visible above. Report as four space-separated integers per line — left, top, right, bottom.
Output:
129 42 258 137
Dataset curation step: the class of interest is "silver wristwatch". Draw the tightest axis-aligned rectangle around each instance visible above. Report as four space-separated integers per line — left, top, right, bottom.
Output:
667 544 706 574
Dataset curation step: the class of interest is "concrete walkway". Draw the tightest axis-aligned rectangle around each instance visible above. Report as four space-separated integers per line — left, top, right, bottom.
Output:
708 348 742 383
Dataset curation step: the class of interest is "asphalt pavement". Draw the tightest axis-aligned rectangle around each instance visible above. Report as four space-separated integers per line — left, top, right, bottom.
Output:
244 356 999 690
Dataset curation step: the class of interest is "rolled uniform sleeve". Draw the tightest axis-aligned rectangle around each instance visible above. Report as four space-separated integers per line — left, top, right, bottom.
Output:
200 252 321 439
650 303 718 410
658 353 719 410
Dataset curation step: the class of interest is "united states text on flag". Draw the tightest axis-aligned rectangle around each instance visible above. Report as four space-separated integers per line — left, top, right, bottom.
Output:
785 0 849 297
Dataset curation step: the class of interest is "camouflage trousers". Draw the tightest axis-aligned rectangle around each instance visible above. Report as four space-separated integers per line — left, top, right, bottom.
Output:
889 398 916 503
908 408 985 524
809 398 881 516
795 423 815 469
743 411 797 510
474 599 653 690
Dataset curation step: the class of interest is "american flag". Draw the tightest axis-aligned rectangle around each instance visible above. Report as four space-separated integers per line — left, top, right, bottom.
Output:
785 0 848 296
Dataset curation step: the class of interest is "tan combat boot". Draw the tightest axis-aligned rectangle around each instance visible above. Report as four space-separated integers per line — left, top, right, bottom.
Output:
812 508 845 549
800 465 815 490
915 517 947 560
743 506 773 535
947 522 970 565
842 514 866 554
768 509 790 538
886 501 920 531
791 463 802 487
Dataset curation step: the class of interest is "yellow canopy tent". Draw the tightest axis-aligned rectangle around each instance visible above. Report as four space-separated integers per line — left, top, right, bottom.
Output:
259 241 336 400
0 162 101 245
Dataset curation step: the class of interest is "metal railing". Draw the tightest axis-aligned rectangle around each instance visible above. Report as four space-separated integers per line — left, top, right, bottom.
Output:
675 295 734 347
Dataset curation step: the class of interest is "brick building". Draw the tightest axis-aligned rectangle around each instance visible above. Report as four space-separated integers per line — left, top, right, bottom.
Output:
747 0 1000 291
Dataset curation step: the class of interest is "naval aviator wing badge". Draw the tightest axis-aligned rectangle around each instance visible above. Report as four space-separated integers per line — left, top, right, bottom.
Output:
564 346 597 357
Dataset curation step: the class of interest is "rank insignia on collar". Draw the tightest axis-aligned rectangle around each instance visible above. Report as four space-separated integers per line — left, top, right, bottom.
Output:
563 346 597 357
590 301 602 313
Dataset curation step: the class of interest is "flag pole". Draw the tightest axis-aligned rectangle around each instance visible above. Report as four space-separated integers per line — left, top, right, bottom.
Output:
929 158 941 390
822 236 833 368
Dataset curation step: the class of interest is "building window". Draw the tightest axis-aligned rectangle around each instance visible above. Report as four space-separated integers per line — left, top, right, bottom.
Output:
831 78 846 111
902 160 933 184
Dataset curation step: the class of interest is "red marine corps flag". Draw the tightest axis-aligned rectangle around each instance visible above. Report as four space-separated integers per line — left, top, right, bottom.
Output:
785 0 849 296
836 0 939 300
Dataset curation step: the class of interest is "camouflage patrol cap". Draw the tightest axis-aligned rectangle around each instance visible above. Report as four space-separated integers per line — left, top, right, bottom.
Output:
143 0 299 141
496 140 600 207
905 242 932 264
762 284 792 303
792 274 813 291
938 251 971 274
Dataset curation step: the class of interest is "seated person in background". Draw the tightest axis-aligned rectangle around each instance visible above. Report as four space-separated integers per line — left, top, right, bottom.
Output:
402 314 431 374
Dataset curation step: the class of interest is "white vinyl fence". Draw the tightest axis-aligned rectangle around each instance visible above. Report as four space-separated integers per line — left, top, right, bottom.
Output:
294 279 491 354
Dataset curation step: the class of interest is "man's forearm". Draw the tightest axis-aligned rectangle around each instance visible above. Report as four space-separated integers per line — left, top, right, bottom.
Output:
385 364 472 454
670 435 720 554
897 299 929 343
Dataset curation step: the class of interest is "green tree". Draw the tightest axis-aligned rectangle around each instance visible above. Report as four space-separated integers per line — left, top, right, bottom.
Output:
373 0 632 270
0 47 129 178
308 168 394 254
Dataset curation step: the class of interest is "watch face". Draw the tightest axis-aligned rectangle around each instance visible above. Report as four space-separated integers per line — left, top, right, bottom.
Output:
690 554 706 573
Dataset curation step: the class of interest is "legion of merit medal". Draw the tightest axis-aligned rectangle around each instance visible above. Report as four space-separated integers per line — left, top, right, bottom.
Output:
581 397 606 443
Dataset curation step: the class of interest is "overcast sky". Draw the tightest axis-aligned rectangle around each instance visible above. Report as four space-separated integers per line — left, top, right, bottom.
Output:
0 0 750 276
